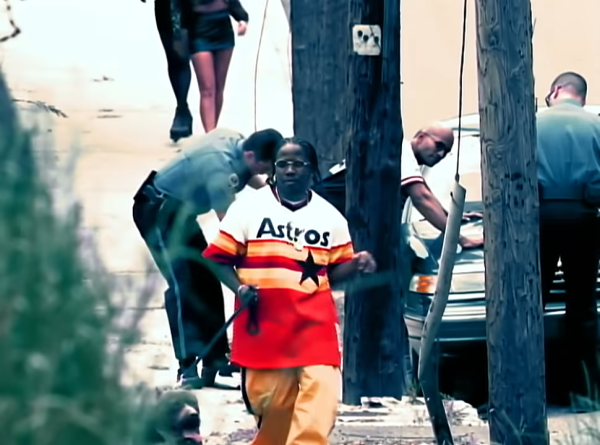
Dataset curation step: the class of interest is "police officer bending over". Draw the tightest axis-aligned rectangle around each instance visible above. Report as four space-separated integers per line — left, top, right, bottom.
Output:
537 72 600 407
132 128 283 388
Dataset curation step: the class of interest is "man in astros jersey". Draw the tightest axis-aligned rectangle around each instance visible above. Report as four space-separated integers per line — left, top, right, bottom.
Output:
203 137 377 444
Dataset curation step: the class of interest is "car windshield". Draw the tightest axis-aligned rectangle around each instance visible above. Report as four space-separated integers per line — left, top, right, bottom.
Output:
410 135 482 222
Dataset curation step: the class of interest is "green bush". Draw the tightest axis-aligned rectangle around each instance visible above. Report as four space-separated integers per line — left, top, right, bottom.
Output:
0 72 152 444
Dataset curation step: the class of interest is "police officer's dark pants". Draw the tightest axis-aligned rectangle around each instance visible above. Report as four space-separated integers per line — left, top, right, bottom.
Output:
540 201 600 403
132 182 229 370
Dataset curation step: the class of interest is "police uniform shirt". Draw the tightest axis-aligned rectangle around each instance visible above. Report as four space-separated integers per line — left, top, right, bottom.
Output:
537 99 600 201
153 128 252 215
203 186 355 369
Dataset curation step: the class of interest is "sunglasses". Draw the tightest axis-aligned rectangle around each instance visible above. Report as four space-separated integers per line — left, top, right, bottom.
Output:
275 160 310 169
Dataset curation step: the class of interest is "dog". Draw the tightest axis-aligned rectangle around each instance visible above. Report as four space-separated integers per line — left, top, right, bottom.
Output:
142 387 203 444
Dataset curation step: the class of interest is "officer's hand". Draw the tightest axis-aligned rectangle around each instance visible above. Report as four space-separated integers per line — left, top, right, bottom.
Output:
352 251 377 274
237 21 248 36
237 284 259 305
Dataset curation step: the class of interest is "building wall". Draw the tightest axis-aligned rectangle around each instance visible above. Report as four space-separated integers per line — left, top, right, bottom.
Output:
401 0 600 136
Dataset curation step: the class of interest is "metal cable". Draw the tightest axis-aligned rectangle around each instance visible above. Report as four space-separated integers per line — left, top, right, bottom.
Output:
455 0 469 180
253 0 271 131
0 0 21 43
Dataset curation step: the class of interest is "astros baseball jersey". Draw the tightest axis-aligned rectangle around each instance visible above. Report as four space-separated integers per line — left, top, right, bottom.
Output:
203 185 355 369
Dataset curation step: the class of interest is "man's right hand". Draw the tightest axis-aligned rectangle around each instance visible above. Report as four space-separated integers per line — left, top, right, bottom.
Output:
459 236 484 250
237 284 259 305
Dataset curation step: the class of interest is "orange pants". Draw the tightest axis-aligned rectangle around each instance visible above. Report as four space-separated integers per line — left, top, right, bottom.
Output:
240 365 340 445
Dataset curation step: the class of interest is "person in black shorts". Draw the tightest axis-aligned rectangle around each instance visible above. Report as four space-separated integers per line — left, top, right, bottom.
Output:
175 0 249 134
144 0 249 141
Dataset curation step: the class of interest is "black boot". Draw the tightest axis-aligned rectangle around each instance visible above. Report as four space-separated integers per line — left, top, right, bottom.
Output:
201 358 240 390
169 106 192 142
177 358 204 389
218 362 241 377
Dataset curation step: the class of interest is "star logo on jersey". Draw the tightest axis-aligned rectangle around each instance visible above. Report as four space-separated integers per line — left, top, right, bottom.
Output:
297 251 325 286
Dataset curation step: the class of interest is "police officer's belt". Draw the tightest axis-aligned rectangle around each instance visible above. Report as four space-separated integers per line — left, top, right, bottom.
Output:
133 170 184 215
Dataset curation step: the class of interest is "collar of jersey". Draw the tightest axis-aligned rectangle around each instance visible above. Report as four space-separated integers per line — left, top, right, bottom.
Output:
270 185 312 211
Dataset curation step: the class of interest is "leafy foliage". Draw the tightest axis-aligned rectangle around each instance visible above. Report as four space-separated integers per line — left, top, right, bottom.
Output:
0 70 153 444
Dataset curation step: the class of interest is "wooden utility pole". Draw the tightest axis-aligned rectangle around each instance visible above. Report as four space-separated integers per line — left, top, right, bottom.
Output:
475 0 549 444
290 0 350 175
342 0 405 403
280 0 290 25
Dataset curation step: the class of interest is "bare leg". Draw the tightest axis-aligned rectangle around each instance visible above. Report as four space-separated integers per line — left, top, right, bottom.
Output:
213 48 234 125
191 51 217 133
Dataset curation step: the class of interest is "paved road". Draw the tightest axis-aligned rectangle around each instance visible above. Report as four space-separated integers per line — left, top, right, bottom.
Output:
2 1 600 442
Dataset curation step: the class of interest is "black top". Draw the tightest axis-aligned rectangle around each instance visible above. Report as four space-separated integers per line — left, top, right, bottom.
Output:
168 0 249 35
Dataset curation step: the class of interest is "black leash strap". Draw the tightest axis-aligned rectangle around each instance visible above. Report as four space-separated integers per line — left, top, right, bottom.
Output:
182 295 259 377
246 297 260 335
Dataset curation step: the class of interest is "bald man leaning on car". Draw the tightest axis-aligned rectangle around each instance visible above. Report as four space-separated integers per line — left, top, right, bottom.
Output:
402 125 484 250
313 125 483 249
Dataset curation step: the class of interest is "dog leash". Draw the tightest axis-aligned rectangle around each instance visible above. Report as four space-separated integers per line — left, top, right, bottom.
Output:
177 293 259 383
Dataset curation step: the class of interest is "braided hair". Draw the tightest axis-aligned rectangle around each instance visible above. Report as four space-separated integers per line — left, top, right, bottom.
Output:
268 136 322 186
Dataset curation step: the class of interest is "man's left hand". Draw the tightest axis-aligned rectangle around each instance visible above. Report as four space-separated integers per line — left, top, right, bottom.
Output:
352 251 377 274
462 211 483 223
459 236 484 250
